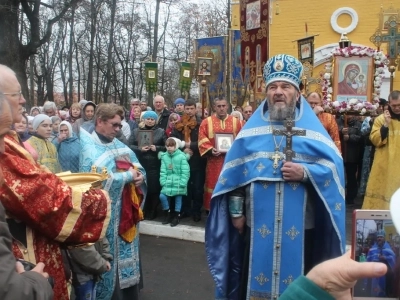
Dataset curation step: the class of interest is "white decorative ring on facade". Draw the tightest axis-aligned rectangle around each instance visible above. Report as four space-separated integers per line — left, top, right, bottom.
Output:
330 7 358 34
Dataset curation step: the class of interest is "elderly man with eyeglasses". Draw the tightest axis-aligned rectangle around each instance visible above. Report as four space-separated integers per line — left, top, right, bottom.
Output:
80 102 146 300
0 64 112 300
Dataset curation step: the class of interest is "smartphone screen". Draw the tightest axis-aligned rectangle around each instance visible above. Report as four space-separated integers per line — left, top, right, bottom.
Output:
352 210 398 300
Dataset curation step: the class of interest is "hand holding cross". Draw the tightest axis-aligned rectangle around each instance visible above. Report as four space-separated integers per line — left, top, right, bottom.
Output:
273 118 306 162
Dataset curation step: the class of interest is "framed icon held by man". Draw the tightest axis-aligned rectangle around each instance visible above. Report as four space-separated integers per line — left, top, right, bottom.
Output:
215 133 234 153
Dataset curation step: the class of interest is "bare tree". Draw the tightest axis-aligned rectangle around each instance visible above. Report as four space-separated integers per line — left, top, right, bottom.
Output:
0 0 82 105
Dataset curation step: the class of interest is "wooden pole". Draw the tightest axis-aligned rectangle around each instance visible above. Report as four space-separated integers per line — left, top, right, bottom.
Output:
389 64 396 92
201 78 207 119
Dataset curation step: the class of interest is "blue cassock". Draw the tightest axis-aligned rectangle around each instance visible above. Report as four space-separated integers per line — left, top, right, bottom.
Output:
366 241 396 297
79 129 147 300
205 97 346 300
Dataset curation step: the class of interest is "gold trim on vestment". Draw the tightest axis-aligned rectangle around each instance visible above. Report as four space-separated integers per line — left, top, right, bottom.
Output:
55 188 83 242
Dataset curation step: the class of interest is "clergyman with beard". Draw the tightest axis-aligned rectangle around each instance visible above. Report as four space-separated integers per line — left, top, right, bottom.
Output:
205 54 346 299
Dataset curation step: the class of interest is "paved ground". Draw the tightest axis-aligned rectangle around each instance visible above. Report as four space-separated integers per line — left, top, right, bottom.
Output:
140 235 214 300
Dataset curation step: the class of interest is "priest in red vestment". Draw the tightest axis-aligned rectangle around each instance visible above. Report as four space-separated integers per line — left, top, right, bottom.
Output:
0 64 111 300
198 97 242 211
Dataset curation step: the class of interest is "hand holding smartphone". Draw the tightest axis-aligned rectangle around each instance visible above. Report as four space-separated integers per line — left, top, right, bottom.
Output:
352 210 398 300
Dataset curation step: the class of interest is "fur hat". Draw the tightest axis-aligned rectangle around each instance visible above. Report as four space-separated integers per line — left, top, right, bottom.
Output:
263 54 303 91
32 114 52 131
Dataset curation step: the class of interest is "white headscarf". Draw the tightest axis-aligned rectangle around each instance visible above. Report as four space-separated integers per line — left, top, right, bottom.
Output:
59 121 73 138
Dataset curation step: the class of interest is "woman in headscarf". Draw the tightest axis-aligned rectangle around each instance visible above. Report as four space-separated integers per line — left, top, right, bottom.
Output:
52 121 80 173
72 101 96 134
26 114 62 173
129 110 167 219
30 106 41 117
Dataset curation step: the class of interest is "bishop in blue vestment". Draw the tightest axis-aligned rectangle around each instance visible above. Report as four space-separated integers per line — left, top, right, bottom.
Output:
205 54 346 300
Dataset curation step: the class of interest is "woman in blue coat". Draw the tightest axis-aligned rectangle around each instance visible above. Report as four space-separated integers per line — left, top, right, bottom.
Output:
52 121 80 172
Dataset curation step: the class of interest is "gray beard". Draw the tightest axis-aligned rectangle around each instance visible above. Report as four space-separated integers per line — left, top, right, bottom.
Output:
267 97 296 120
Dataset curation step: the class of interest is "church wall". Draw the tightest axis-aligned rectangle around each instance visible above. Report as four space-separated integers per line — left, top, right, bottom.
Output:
268 0 400 93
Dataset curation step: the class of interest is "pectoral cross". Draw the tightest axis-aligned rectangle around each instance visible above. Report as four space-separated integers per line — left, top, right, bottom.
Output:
270 151 282 174
273 117 306 162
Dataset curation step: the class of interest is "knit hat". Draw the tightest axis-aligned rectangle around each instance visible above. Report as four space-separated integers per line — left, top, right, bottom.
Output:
59 121 73 138
32 114 52 131
142 110 158 120
174 98 185 107
263 54 303 91
167 137 185 150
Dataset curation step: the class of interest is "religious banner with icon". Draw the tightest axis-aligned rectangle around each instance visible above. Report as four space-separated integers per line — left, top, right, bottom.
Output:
297 36 314 65
145 62 158 92
240 0 269 89
195 36 227 101
179 62 193 93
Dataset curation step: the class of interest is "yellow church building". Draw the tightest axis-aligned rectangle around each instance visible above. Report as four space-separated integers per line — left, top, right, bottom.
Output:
267 0 400 99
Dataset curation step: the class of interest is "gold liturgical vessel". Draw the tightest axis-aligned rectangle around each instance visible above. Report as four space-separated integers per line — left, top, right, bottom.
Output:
56 166 109 192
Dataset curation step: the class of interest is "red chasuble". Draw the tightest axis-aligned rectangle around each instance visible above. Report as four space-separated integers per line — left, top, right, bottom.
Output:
0 132 111 300
198 115 242 210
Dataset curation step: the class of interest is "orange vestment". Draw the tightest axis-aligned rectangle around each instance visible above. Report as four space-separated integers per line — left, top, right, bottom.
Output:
318 112 341 153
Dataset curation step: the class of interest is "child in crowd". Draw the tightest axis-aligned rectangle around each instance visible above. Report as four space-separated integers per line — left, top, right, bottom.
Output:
68 238 112 300
165 113 180 137
158 137 190 226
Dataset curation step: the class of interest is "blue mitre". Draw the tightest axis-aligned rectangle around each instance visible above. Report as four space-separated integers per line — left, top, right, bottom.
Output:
263 54 303 91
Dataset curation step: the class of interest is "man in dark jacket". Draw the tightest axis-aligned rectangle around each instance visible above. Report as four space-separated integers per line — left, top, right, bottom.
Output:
338 115 364 206
0 95 53 300
171 99 206 221
153 95 170 130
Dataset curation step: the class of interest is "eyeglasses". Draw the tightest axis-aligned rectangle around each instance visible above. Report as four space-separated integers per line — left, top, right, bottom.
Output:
107 121 123 129
3 91 23 99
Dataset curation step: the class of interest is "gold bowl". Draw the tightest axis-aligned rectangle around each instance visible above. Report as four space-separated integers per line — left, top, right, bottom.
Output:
56 170 108 191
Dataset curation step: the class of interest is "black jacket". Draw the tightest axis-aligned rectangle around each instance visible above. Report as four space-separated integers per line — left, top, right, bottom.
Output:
171 115 206 171
156 108 171 131
129 127 167 193
338 116 364 163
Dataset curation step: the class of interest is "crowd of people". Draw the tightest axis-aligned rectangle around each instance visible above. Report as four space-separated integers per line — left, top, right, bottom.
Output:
1 51 400 300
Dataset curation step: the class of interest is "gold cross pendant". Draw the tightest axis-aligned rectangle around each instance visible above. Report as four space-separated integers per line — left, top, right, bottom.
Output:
270 151 282 174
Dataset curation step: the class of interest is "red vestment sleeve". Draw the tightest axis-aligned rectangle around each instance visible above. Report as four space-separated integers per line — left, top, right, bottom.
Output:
0 134 111 245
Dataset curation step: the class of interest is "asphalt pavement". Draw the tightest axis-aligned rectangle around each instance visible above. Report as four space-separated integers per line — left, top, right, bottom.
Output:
140 234 214 300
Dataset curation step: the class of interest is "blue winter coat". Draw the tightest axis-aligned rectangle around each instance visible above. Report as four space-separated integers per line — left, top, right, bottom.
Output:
159 149 190 196
52 133 81 172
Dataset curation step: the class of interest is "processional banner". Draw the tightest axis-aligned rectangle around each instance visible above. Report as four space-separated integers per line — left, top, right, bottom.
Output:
145 62 158 93
179 62 193 94
195 36 227 102
240 0 269 89
230 30 245 107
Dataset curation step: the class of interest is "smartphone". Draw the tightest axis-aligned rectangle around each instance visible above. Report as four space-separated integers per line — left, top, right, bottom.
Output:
352 210 398 300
